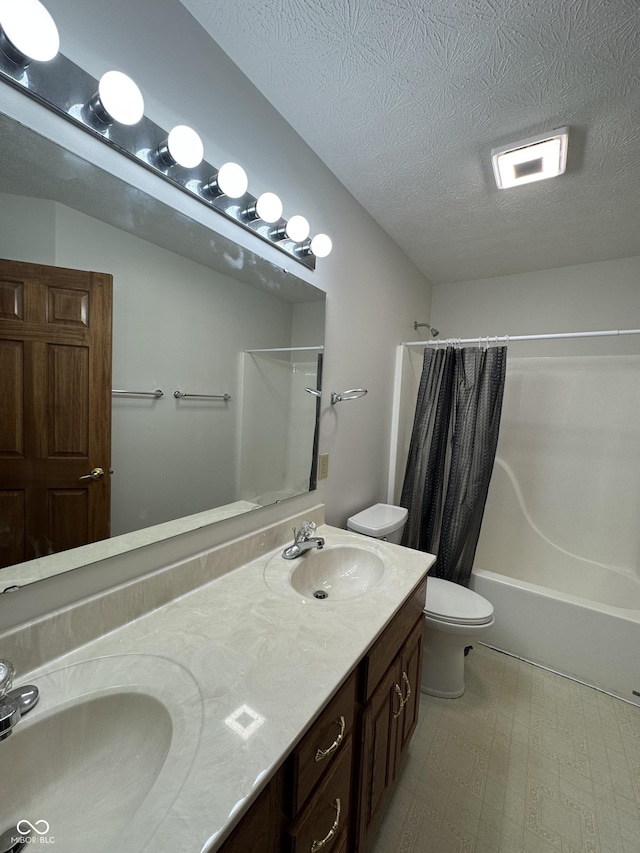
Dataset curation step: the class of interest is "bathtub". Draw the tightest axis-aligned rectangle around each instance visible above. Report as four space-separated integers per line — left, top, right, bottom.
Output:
471 566 640 706
470 458 640 706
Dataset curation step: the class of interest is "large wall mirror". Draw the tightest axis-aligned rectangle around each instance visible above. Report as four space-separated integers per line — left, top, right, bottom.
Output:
0 112 325 589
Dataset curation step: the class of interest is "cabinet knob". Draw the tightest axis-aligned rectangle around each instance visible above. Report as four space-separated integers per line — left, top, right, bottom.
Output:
314 715 346 762
310 797 341 852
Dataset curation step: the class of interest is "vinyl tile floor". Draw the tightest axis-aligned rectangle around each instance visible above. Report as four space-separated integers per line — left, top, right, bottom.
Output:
371 644 640 853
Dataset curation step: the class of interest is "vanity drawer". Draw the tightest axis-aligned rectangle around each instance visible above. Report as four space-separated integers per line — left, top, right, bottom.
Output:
288 669 357 814
360 577 427 702
287 735 353 853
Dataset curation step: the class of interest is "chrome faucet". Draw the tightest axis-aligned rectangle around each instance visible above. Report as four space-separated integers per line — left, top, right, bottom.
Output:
282 521 325 560
0 659 39 741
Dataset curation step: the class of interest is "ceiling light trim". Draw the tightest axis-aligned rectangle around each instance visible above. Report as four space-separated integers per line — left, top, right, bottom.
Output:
491 127 569 190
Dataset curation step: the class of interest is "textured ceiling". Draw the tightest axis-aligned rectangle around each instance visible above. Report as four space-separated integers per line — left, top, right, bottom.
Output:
180 0 640 284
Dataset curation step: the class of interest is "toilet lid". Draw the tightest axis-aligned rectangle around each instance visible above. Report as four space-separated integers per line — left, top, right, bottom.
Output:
347 503 408 538
424 577 494 625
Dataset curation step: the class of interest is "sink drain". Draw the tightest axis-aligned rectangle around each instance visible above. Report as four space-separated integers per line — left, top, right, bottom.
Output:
0 823 31 853
313 589 328 600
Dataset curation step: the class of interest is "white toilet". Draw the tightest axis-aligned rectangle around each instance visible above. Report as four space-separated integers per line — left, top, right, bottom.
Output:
422 577 494 698
346 503 495 699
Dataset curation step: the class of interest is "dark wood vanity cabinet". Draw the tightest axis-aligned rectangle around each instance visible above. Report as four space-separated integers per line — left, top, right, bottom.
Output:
355 584 425 853
217 576 427 853
216 774 285 853
286 736 353 852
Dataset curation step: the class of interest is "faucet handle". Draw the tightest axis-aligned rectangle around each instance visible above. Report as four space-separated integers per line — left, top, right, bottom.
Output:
0 660 15 699
299 520 317 538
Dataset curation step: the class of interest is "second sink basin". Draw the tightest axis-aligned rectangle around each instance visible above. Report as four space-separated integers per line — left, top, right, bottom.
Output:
0 654 203 852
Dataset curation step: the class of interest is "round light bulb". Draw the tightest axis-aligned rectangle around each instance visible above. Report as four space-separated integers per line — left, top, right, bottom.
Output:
0 0 59 62
167 125 204 168
216 162 248 198
285 215 310 242
97 71 144 125
310 233 332 258
255 192 283 224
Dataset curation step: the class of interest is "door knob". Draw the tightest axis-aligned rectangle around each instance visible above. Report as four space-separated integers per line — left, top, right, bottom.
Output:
78 467 104 481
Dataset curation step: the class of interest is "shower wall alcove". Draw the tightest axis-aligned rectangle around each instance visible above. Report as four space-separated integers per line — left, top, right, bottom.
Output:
390 340 640 702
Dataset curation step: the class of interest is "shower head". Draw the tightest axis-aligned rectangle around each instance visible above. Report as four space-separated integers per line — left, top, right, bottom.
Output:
413 321 440 337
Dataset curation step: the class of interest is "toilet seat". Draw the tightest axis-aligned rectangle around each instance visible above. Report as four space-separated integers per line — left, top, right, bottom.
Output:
424 577 494 626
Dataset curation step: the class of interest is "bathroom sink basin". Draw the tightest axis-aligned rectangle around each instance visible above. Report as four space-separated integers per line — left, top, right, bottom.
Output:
264 540 387 601
0 654 202 852
290 545 385 600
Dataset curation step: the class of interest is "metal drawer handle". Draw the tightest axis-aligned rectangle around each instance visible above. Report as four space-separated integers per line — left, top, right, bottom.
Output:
310 797 341 852
392 683 404 719
401 671 412 706
314 716 346 762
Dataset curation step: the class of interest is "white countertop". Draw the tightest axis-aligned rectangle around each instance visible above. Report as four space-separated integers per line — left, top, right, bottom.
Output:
12 525 434 852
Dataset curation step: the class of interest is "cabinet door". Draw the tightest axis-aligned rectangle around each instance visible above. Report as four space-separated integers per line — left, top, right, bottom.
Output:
217 776 283 853
394 617 424 773
356 660 402 852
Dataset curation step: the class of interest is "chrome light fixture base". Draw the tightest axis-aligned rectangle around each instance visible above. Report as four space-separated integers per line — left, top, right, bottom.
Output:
0 47 317 270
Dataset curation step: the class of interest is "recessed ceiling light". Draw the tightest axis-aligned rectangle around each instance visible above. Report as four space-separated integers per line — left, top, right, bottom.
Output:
491 128 569 189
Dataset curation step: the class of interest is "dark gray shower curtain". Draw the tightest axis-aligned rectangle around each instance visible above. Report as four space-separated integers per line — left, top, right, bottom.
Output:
400 346 507 587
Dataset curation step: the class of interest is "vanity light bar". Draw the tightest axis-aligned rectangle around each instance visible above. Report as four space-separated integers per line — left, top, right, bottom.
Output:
0 8 332 270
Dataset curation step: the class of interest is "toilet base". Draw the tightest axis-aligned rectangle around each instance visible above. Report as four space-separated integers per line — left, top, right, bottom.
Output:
420 617 494 699
421 625 467 697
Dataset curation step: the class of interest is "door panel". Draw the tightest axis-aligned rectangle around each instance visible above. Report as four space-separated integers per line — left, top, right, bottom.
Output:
0 259 112 568
46 344 90 457
0 339 24 455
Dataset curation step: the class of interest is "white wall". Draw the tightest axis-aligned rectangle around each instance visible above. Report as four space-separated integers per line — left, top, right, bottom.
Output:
0 0 431 618
431 256 640 357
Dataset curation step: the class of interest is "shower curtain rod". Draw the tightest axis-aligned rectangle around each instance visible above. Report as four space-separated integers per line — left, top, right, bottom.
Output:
244 346 324 353
402 328 640 347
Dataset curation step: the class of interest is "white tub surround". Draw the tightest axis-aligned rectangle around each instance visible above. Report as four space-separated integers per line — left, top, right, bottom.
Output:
0 514 434 852
467 354 640 707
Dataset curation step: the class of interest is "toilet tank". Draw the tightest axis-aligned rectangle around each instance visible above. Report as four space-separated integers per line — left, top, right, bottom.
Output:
346 503 408 545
